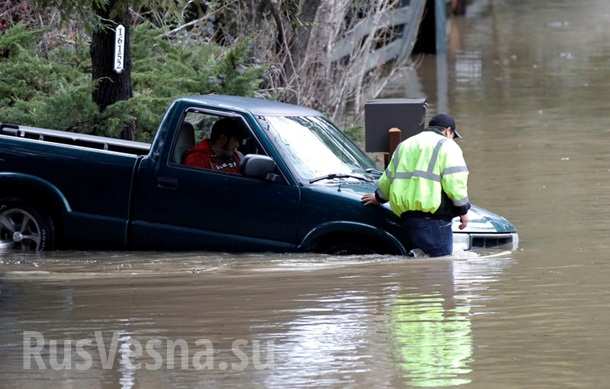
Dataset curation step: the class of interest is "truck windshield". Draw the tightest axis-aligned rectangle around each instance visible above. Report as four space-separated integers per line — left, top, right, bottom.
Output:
263 116 377 181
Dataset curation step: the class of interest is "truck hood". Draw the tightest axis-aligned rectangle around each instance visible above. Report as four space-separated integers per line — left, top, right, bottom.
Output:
308 181 517 234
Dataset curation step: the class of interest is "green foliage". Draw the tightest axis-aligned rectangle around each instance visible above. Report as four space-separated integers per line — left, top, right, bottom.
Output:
343 126 364 144
0 23 265 142
0 24 43 55
29 0 182 30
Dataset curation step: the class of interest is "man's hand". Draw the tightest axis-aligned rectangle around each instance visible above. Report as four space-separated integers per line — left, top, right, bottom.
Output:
361 193 380 206
459 213 469 230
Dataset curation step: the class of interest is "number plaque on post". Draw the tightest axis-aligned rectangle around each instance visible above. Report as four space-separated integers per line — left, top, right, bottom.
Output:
114 25 125 74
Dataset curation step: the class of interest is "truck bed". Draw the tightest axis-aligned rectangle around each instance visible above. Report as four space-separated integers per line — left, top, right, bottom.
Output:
0 123 150 156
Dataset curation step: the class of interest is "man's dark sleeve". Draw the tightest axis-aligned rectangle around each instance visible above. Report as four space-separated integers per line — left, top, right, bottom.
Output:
453 202 471 216
436 191 470 218
374 189 389 204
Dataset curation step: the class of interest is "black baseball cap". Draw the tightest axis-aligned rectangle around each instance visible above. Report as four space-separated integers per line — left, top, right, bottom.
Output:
429 113 463 139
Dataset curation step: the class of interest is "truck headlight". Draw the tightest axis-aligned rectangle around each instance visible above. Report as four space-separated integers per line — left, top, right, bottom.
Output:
452 233 471 251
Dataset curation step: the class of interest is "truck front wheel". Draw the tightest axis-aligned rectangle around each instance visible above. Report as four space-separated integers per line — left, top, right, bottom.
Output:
0 201 55 251
314 232 397 256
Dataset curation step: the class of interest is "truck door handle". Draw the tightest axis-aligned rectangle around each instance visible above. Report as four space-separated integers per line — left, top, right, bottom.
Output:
157 177 178 190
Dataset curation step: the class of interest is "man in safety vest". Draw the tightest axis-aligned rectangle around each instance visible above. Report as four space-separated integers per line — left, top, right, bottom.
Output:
361 114 470 257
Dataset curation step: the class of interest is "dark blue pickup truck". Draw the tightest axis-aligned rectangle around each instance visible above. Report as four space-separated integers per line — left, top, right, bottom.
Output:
0 95 518 253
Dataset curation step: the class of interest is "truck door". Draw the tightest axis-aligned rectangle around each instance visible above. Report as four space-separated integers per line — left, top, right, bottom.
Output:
130 108 300 251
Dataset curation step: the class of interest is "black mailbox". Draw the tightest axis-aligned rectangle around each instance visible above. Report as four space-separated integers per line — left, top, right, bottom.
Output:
364 98 427 152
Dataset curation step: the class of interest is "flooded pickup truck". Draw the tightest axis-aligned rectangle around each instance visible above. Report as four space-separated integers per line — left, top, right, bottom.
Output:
0 95 517 253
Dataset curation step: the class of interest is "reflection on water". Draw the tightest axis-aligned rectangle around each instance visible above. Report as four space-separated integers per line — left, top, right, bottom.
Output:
391 293 472 387
4 0 610 387
454 51 483 85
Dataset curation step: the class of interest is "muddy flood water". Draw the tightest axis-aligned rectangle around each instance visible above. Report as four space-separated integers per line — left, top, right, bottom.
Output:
3 0 610 387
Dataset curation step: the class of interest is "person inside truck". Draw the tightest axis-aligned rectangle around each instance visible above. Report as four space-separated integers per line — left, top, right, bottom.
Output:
183 117 246 174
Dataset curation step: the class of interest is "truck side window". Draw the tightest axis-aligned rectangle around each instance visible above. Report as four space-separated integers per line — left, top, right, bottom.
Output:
171 111 266 175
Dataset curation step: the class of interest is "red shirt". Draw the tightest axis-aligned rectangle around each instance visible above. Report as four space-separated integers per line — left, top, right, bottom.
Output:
183 139 241 174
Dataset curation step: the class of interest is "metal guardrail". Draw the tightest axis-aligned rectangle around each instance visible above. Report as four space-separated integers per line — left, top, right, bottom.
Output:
330 0 426 73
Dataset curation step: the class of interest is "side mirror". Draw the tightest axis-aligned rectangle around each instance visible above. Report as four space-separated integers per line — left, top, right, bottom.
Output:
240 154 281 182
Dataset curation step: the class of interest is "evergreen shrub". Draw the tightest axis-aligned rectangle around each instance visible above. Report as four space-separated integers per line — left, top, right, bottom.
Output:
0 23 265 142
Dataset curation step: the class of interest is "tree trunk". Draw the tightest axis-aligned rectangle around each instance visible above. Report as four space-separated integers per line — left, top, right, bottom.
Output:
283 0 321 79
91 0 132 115
412 0 437 54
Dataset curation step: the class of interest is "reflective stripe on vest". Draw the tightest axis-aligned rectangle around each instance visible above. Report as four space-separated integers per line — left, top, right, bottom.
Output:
389 138 446 183
389 138 468 183
442 166 469 175
452 197 470 206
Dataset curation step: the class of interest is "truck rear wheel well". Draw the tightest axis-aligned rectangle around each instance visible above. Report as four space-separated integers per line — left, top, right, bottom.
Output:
312 231 402 255
0 185 67 246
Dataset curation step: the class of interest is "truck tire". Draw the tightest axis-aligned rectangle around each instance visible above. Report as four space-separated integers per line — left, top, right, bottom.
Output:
325 242 375 255
318 236 382 255
0 200 55 251
314 232 401 256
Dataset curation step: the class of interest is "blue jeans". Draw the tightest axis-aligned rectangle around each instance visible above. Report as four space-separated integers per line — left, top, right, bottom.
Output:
402 215 453 257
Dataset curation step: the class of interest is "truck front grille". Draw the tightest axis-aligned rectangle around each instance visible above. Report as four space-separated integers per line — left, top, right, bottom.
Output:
470 233 518 250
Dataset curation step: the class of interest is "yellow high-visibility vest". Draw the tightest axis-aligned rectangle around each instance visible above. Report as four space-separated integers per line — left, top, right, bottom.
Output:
377 129 469 217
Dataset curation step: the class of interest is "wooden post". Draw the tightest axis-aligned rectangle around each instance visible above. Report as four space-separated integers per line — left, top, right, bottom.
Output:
384 127 402 167
451 0 467 15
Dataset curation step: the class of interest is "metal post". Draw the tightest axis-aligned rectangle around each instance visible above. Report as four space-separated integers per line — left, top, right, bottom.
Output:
435 0 448 113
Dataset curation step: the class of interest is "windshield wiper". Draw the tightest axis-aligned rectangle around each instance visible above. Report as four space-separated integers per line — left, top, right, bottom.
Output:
366 168 383 176
309 173 372 184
